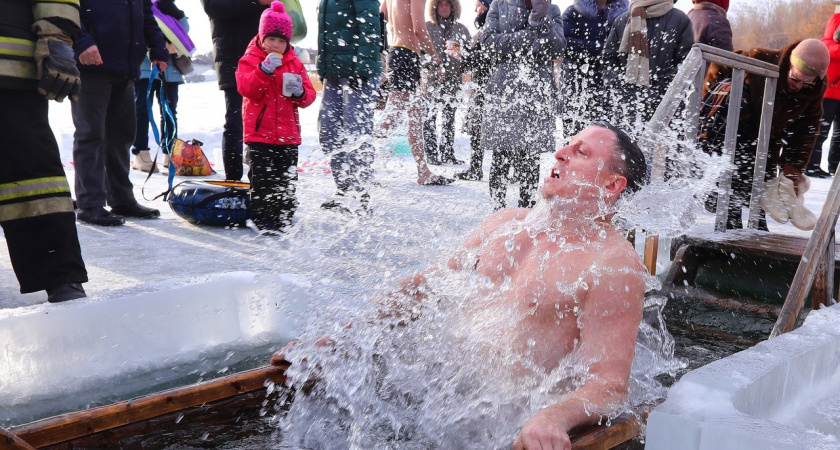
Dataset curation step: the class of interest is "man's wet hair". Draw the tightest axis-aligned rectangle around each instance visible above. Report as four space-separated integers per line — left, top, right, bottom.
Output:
593 120 647 197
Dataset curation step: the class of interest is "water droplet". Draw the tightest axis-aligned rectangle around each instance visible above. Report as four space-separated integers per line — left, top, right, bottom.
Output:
337 38 346 46
598 229 607 240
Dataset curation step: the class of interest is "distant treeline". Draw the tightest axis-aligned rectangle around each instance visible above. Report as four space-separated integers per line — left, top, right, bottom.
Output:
730 0 833 50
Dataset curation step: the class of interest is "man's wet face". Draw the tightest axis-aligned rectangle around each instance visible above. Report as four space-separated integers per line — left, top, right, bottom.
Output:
541 126 622 201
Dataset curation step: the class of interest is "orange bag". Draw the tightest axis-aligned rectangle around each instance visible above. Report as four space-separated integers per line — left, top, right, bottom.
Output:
170 139 215 176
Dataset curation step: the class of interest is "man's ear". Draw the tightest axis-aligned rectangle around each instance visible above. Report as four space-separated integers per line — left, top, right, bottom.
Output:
603 174 627 197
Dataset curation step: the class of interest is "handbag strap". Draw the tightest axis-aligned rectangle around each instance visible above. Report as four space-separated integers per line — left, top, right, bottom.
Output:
142 65 178 201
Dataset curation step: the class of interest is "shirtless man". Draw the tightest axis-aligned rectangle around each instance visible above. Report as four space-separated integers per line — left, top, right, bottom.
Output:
379 0 454 185
273 121 648 449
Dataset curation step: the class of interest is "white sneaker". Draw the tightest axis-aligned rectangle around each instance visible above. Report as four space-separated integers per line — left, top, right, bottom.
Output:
131 150 158 173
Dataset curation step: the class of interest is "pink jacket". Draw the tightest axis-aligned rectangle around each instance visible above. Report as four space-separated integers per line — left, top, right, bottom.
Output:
236 37 316 146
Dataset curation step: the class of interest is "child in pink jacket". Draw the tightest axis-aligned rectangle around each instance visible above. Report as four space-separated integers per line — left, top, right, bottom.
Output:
236 1 315 234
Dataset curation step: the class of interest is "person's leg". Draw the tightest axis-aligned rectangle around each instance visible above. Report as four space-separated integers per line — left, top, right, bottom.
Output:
342 76 377 191
423 94 440 164
72 69 113 210
0 88 87 294
160 81 180 151
516 147 540 208
318 78 350 193
823 99 840 174
104 76 141 208
808 98 834 175
223 87 244 181
133 77 151 153
439 95 459 164
249 143 298 230
457 91 484 180
489 145 511 211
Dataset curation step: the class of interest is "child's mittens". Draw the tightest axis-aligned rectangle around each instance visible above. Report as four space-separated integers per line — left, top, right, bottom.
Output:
283 73 304 97
260 53 283 74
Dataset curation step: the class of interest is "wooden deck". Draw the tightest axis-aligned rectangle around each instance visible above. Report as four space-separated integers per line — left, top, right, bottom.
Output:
662 230 838 309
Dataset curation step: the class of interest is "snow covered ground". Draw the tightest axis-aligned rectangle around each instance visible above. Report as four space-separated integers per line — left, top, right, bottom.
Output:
0 79 835 426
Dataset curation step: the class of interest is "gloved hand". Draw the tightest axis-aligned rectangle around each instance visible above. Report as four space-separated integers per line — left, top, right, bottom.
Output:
34 38 80 102
283 73 304 97
260 52 282 74
529 0 551 27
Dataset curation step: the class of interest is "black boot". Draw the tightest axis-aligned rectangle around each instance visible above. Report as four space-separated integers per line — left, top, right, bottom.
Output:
77 207 125 226
111 202 160 219
47 282 86 303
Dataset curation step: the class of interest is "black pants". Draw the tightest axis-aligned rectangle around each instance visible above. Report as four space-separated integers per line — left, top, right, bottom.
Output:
248 143 298 230
727 138 770 230
223 87 245 181
809 98 840 174
464 90 486 175
489 144 539 211
423 93 457 162
71 69 137 209
0 88 87 293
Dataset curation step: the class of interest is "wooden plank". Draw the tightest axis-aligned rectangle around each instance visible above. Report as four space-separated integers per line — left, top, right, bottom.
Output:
1 426 36 450
12 365 288 448
570 413 644 450
671 231 840 262
644 235 659 276
747 77 778 229
772 172 840 336
694 44 780 73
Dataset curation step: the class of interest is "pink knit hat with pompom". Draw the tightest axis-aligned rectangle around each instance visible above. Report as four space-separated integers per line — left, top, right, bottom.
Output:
259 1 293 43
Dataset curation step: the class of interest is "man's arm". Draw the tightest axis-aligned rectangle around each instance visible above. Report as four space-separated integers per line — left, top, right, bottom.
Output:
411 0 438 61
514 248 645 450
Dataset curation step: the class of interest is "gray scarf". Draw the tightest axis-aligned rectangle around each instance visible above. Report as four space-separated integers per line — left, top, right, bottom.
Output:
618 0 673 86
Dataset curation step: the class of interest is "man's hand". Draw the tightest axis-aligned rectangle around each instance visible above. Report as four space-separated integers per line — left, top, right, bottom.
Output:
529 0 551 26
260 52 282 74
78 45 103 66
513 407 572 450
152 59 169 71
782 164 805 195
34 39 81 102
259 0 272 5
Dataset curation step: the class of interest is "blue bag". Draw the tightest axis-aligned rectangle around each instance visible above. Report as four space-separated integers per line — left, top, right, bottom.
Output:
167 180 250 226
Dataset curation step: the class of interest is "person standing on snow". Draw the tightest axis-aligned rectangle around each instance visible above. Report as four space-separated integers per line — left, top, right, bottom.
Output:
456 0 495 181
201 0 270 182
72 0 169 226
236 1 316 234
316 0 386 215
601 0 694 126
1 0 89 302
687 0 732 52
423 0 471 166
480 0 566 210
806 4 840 178
560 0 629 137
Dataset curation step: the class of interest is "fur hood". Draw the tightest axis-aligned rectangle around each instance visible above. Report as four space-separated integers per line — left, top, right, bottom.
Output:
573 0 628 23
428 0 462 24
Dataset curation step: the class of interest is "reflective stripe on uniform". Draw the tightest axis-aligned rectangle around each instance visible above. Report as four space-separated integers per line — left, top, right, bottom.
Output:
0 197 74 222
0 176 71 202
0 59 37 79
0 37 35 58
33 1 81 24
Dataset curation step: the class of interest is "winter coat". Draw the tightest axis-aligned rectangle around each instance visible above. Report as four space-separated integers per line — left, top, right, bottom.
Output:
687 3 733 52
705 42 827 171
601 7 693 120
0 0 81 91
425 0 471 95
479 0 566 151
561 0 627 90
201 0 267 90
822 13 840 101
74 0 168 80
140 17 191 84
316 0 384 80
236 37 316 146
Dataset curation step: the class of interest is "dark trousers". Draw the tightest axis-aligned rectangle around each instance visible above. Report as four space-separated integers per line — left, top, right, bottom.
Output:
0 88 87 292
223 87 245 181
248 142 298 230
464 90 486 175
727 138 770 230
133 78 180 153
809 98 840 174
317 77 376 194
71 69 137 209
423 93 457 162
489 144 540 211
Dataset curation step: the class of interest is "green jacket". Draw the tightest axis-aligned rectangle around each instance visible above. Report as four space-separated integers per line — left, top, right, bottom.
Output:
0 0 81 90
316 0 383 80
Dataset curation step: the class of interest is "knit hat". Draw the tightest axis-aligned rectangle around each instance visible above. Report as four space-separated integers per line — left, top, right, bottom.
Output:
259 1 293 44
478 0 491 7
693 0 728 12
791 39 830 80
